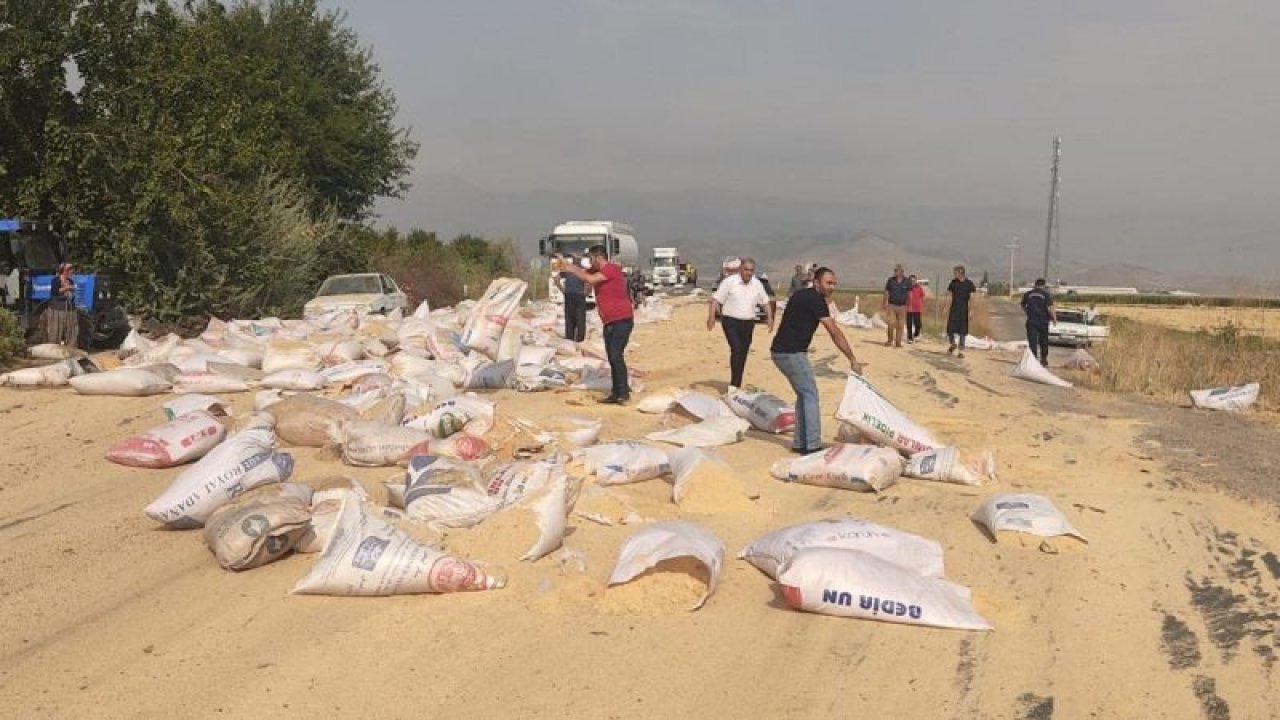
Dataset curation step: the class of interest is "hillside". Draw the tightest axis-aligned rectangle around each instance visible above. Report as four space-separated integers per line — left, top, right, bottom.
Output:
376 174 1272 295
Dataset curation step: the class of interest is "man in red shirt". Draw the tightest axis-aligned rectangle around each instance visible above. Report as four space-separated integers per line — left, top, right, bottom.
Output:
561 244 635 404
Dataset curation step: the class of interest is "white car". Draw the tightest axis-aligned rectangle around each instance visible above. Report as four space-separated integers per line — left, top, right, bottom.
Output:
1049 308 1109 347
303 273 407 318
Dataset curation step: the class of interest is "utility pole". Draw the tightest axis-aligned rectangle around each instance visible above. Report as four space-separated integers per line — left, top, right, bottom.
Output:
1043 136 1062 283
1005 236 1021 296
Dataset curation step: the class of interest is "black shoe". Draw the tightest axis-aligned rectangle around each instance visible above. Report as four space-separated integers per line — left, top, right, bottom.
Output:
598 395 627 405
791 446 825 455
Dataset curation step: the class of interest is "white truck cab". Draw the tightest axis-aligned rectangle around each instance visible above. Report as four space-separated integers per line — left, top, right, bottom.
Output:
650 247 682 288
540 220 639 303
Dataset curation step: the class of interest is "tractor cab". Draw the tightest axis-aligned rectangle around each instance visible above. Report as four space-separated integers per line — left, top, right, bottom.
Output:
0 218 129 348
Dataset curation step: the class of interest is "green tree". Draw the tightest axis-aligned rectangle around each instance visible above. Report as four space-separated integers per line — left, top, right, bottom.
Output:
4 0 417 319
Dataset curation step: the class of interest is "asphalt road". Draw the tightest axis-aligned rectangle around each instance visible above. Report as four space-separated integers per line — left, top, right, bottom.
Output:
986 296 1074 364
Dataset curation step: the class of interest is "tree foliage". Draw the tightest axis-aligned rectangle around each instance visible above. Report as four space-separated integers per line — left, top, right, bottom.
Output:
0 0 416 320
367 229 520 309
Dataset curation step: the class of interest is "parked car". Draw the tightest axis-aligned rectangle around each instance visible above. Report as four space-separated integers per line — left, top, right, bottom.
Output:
303 273 407 318
1049 308 1109 347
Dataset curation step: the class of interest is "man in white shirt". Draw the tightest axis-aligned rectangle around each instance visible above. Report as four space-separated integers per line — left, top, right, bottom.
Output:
707 257 774 388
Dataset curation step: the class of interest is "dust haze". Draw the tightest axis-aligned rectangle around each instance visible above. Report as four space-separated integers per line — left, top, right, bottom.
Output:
333 0 1280 286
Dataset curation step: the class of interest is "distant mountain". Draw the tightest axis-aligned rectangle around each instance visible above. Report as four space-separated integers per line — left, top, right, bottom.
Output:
371 174 1278 294
759 231 975 288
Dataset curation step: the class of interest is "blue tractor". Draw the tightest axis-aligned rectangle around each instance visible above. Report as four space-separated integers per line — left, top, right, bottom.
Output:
0 218 130 349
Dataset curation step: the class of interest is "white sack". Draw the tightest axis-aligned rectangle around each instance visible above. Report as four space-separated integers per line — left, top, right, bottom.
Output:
582 441 671 485
1061 348 1100 371
297 486 361 554
396 317 436 356
70 368 170 396
260 369 328 391
514 345 555 368
726 387 796 433
290 495 505 596
646 415 751 448
400 455 499 529
1 360 78 387
202 492 312 571
389 352 436 379
463 357 515 390
406 394 496 438
322 359 389 385
904 447 996 487
261 340 322 374
423 432 492 462
972 493 1087 542
269 394 360 447
163 393 232 420
339 421 431 467
770 444 902 493
535 415 603 449
172 372 251 394
486 464 574 562
143 428 295 529
460 278 528 359
675 391 736 420
1012 349 1074 388
636 389 682 414
106 410 226 468
739 518 946 580
777 548 992 631
834 373 942 456
1189 383 1260 412
315 339 364 366
28 343 83 360
608 521 725 610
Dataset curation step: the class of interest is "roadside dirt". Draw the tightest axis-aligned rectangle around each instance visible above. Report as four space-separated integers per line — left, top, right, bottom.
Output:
1 299 1276 719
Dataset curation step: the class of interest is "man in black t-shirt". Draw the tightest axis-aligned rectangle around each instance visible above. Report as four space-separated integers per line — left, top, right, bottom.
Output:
1021 278 1057 366
944 265 978 358
771 267 864 454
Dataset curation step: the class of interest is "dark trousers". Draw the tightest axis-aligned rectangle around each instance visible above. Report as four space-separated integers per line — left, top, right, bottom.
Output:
564 293 586 342
906 312 923 340
1026 321 1050 364
721 317 755 388
603 318 634 398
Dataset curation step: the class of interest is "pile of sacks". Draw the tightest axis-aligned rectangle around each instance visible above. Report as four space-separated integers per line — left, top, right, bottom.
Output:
100 356 756 596
1 277 649 397
12 276 709 598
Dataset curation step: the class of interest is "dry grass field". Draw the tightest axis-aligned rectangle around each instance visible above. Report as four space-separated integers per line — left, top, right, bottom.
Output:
1077 314 1280 411
1095 303 1280 338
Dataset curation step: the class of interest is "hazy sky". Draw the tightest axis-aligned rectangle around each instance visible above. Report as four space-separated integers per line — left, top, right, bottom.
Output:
331 1 1278 260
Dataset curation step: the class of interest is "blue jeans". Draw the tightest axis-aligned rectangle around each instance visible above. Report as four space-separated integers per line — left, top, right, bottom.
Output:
603 318 634 397
772 352 820 451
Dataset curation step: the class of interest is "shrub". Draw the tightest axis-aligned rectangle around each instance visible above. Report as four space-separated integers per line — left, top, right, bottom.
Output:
0 308 25 365
369 231 520 309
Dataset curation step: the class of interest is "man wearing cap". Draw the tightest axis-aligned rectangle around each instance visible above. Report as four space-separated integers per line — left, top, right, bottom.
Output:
1021 278 1057 366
